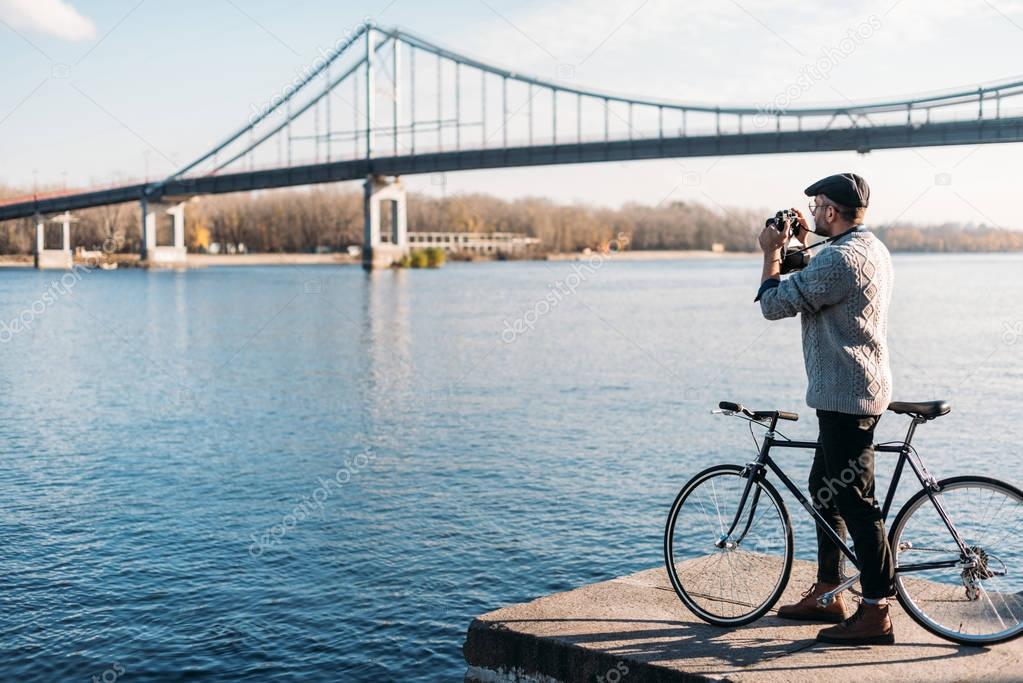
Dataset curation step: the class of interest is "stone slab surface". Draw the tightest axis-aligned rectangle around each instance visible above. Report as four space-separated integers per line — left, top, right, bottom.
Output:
463 560 1023 682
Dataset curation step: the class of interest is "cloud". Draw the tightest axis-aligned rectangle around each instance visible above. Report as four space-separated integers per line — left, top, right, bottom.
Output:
0 0 96 41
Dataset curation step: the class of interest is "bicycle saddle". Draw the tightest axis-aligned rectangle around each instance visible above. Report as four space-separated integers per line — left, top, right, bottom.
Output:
887 400 951 419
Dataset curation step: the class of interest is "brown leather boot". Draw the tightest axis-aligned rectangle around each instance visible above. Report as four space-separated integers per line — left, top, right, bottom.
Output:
816 601 895 645
776 582 849 623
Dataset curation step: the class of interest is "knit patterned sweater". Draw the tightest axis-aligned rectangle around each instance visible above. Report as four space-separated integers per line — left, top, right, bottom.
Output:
757 227 894 416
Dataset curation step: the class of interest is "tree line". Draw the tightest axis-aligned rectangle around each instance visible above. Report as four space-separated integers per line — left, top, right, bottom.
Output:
1 185 1021 255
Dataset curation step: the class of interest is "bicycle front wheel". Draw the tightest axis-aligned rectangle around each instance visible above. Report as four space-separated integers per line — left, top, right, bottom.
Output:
664 464 793 626
890 475 1023 645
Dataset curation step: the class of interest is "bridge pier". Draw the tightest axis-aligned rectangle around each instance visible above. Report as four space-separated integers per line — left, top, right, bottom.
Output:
141 199 187 267
34 212 74 270
363 175 408 269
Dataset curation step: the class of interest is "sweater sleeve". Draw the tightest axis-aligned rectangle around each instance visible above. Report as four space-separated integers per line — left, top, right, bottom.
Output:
758 247 851 320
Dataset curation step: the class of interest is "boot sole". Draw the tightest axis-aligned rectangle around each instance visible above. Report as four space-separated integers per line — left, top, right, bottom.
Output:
776 611 847 624
816 632 895 646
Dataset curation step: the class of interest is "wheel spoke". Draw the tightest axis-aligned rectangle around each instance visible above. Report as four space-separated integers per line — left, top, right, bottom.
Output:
709 479 725 536
978 584 1008 630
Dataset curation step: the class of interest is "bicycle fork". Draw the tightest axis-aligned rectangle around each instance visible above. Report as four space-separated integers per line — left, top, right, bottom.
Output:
715 475 763 550
715 447 771 551
715 417 786 550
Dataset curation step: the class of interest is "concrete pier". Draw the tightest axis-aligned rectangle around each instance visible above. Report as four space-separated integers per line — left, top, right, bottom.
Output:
34 212 73 269
463 559 1022 682
141 199 187 266
362 174 409 269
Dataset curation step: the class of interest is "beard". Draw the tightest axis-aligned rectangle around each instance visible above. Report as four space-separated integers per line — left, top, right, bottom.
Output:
813 215 835 236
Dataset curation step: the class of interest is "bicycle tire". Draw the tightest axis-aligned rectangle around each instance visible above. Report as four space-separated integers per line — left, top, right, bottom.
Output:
889 475 1023 645
664 464 794 627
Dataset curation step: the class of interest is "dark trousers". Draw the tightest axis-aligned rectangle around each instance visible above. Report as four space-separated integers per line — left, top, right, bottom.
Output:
809 409 895 599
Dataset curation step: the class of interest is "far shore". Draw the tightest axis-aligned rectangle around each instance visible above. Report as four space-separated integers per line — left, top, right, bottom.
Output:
0 248 1016 269
187 253 359 267
0 253 361 268
547 249 756 261
0 249 755 269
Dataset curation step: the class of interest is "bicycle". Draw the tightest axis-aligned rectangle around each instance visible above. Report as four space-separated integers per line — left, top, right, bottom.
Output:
663 400 1023 645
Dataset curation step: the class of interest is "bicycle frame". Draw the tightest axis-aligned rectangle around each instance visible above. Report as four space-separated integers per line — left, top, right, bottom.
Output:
721 413 974 576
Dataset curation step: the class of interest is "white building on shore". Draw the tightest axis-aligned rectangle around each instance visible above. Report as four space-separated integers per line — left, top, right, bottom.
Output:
408 231 540 255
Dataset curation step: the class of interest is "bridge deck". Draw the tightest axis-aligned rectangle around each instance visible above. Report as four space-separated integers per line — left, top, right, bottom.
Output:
463 559 1022 682
4 116 1023 223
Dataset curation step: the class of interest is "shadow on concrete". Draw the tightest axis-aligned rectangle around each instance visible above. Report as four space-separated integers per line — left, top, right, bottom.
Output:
491 615 988 673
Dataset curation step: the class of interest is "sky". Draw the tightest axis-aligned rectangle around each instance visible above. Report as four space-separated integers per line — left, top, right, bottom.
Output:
2 0 1023 227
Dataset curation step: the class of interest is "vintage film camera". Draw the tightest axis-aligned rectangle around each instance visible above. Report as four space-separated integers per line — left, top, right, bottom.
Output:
765 209 811 274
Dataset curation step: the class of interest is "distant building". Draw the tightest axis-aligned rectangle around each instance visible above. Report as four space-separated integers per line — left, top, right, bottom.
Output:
408 231 540 254
207 242 247 255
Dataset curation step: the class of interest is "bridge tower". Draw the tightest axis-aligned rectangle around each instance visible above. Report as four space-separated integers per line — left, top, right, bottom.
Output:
35 211 74 269
360 24 408 269
362 175 408 269
140 199 187 267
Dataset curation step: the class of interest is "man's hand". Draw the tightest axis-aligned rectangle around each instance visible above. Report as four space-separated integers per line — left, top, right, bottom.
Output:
790 207 811 246
758 223 787 286
758 223 789 254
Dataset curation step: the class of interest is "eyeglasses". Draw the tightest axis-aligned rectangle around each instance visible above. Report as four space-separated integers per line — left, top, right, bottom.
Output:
808 201 832 214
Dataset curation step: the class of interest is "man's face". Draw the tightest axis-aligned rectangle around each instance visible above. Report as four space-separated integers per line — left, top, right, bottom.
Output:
810 194 836 236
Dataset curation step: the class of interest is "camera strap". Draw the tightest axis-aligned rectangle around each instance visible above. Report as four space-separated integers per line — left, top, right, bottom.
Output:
788 224 863 257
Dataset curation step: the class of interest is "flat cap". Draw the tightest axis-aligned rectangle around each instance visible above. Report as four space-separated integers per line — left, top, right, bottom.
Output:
804 172 870 208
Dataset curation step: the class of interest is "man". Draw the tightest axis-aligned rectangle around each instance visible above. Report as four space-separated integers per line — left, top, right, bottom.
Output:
755 172 896 645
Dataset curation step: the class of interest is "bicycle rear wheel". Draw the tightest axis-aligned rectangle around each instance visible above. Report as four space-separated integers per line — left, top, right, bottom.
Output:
664 464 793 626
890 476 1023 645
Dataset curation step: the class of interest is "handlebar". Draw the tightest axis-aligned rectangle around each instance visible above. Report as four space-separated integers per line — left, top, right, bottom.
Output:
716 401 799 422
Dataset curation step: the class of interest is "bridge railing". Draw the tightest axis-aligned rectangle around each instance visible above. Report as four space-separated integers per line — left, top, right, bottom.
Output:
0 178 149 210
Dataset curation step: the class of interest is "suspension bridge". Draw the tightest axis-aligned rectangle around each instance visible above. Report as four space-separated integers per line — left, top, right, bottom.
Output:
5 21 1023 268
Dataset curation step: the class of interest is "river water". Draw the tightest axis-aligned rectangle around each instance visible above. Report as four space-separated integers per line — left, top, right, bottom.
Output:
0 254 1020 680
